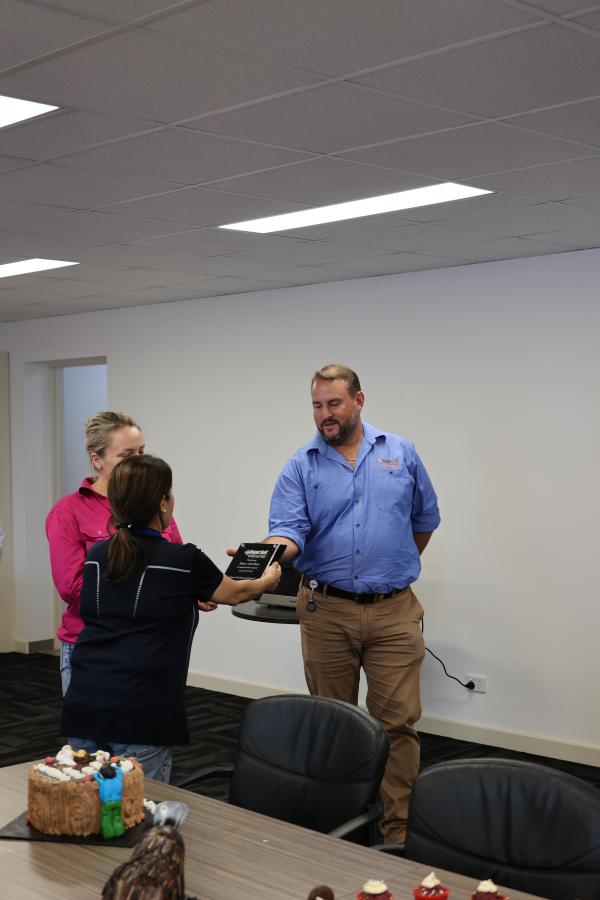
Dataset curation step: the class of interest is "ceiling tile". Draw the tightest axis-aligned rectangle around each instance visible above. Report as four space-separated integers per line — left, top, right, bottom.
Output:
191 84 473 154
31 0 185 24
129 228 303 257
104 187 307 226
321 222 481 253
0 110 160 161
0 29 320 122
322 252 471 275
503 98 600 148
11 210 193 245
0 198 76 227
559 194 600 212
420 236 572 262
525 225 600 249
59 128 311 185
573 10 600 28
210 158 433 205
525 1 600 12
434 202 600 237
220 240 392 266
468 155 600 200
149 0 540 76
146 254 305 278
0 154 33 172
0 163 179 208
0 0 108 71
355 26 600 118
340 122 598 179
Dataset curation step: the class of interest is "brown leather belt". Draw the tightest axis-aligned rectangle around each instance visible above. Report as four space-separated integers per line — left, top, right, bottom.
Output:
300 575 409 605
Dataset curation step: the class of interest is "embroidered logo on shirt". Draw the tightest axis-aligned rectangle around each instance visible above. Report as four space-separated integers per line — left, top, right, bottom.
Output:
378 457 401 468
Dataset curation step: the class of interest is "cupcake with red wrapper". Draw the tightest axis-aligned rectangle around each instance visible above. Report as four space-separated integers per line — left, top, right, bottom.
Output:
471 879 508 900
413 872 449 899
357 879 393 900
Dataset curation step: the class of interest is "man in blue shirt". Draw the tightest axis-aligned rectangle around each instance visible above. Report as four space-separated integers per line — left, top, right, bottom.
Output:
268 364 440 844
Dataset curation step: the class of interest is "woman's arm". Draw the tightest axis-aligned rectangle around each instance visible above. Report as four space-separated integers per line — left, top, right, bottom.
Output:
210 562 282 606
45 504 86 609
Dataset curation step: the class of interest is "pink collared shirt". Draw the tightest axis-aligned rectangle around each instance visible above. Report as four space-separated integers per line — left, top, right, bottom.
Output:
46 477 183 643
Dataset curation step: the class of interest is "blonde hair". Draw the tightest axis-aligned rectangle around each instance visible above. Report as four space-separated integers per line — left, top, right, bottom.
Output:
311 364 362 397
85 410 140 469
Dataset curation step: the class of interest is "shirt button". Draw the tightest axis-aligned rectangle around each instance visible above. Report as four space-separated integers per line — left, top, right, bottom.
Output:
354 575 358 580
355 499 359 504
355 523 360 528
356 549 360 554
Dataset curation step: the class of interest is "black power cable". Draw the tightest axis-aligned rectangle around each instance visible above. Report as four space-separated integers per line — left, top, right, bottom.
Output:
422 615 475 690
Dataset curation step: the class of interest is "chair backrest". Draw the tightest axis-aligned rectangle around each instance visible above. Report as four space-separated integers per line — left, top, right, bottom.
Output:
405 758 600 900
228 694 389 834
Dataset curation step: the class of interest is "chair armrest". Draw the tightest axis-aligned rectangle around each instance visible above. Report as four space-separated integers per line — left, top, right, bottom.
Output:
328 799 382 841
175 764 234 790
371 842 406 856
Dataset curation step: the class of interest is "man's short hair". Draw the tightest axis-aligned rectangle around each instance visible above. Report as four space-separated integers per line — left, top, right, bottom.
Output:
311 364 362 397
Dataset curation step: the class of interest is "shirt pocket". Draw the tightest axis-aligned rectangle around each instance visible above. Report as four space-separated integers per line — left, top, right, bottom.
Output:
374 466 414 513
81 526 110 553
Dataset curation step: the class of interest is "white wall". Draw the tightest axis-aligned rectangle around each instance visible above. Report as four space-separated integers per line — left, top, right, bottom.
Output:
5 249 600 760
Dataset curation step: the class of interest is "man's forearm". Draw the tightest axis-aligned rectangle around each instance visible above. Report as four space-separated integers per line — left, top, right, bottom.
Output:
413 531 433 555
265 536 299 562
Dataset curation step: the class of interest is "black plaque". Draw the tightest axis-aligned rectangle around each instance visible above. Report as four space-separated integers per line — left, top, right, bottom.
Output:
225 543 285 580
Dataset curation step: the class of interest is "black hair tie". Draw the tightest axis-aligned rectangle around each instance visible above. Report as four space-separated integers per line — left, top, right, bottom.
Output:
117 522 133 530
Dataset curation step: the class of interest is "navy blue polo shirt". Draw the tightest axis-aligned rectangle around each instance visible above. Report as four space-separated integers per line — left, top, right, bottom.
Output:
61 535 223 746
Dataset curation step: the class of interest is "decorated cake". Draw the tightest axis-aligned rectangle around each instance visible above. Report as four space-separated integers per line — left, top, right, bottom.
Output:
471 879 508 900
357 880 393 900
413 872 449 899
28 745 145 837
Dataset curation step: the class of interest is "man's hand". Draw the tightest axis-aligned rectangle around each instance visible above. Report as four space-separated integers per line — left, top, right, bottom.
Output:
196 600 218 612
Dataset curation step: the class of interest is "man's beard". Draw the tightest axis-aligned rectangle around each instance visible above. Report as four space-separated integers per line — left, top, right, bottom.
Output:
319 416 357 446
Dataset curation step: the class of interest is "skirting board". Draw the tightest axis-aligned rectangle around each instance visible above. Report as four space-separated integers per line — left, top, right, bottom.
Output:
187 670 600 769
12 639 58 655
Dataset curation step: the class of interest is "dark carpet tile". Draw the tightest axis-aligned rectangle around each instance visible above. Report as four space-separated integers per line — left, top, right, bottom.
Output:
1 652 599 801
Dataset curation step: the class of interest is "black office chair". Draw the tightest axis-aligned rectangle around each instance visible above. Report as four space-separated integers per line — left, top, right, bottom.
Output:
176 694 389 843
383 757 600 900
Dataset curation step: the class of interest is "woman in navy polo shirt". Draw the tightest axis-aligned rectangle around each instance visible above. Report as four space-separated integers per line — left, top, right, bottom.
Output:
61 454 280 782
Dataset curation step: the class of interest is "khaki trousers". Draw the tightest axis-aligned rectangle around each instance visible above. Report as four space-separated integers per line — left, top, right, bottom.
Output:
296 584 425 843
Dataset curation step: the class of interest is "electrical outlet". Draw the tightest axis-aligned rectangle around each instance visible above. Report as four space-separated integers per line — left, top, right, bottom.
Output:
467 674 488 693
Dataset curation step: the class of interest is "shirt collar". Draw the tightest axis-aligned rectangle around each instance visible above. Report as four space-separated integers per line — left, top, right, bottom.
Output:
78 476 109 501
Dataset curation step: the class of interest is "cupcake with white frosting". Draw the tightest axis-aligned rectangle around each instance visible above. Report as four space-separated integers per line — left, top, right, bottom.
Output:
471 879 508 900
412 872 449 899
357 879 393 899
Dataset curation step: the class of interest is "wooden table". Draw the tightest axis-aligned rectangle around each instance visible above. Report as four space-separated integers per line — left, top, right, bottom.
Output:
0 762 542 899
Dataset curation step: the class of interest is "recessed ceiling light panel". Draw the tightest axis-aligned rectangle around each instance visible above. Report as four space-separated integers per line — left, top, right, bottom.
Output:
0 259 79 279
0 94 59 129
219 182 493 233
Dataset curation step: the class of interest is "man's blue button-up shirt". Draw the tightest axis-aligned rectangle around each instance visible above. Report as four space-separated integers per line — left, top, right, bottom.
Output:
269 421 441 593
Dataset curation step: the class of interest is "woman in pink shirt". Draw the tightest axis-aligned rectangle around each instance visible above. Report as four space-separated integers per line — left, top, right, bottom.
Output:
46 410 183 695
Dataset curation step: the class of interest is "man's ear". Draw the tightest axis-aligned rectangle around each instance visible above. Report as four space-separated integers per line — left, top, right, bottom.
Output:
355 390 365 411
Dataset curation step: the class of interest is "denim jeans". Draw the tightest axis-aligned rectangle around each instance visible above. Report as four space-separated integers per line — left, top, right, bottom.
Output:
68 736 173 783
59 639 75 696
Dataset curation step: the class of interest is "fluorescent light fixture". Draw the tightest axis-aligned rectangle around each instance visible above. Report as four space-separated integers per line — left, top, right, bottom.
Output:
0 94 59 129
0 259 79 279
220 182 493 233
